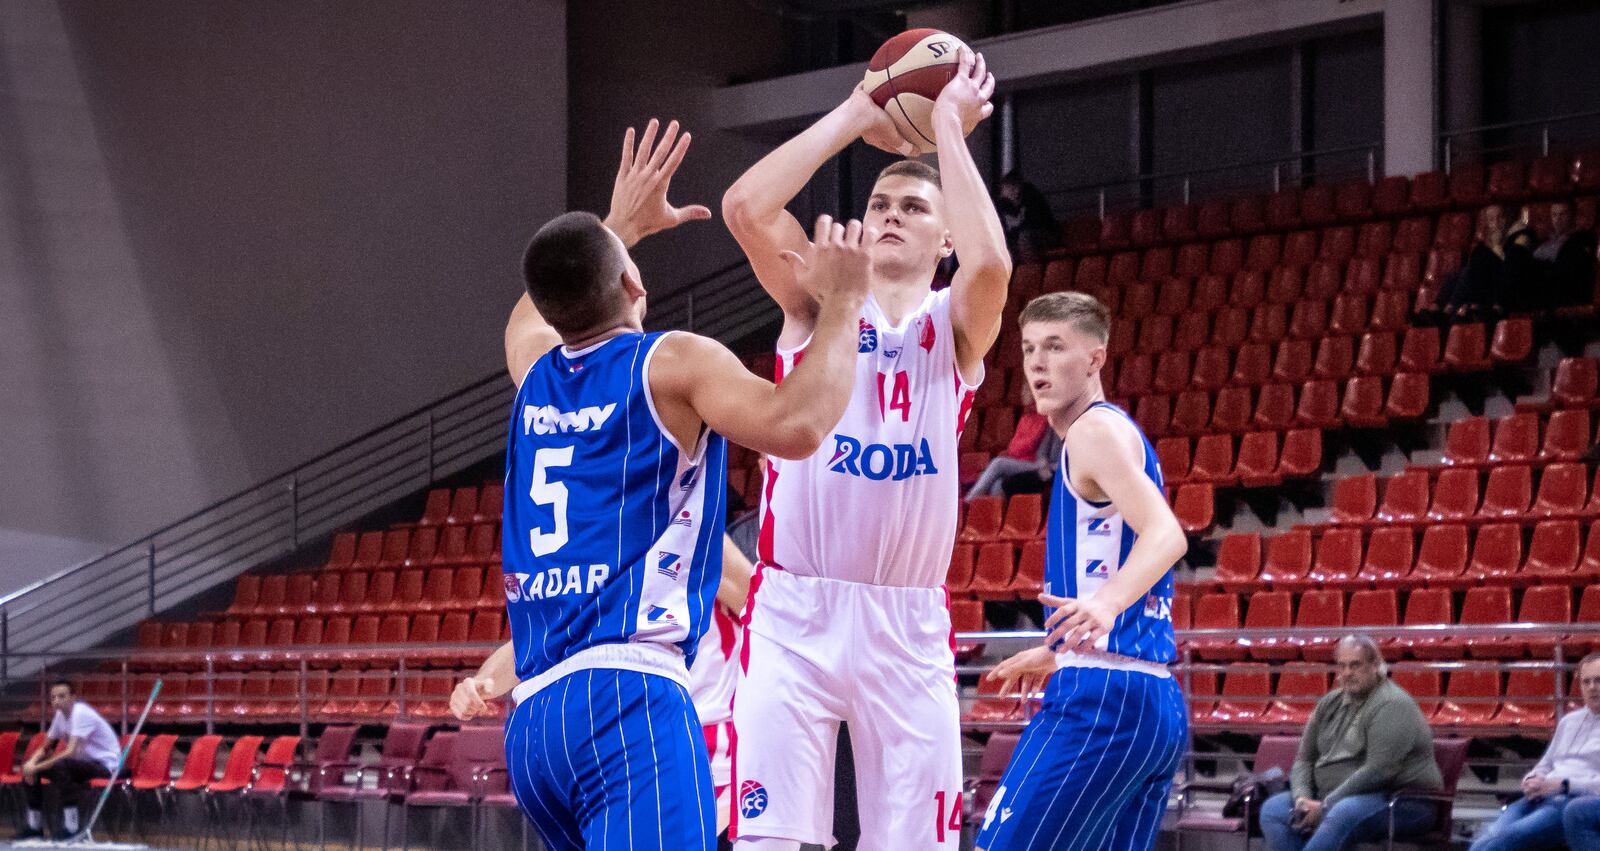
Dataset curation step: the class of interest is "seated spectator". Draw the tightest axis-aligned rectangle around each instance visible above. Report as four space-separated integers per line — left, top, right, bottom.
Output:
15 680 120 840
1566 795 1600 850
996 171 1058 263
1473 652 1600 850
1535 200 1599 310
1432 204 1512 320
966 387 1059 501
1259 635 1442 851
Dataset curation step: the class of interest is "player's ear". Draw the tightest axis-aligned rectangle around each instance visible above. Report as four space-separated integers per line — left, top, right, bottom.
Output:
620 266 646 300
1088 344 1106 375
939 230 954 258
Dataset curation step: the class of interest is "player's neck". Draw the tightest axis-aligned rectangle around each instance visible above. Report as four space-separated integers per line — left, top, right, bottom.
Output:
1047 380 1106 437
562 321 641 353
868 272 932 326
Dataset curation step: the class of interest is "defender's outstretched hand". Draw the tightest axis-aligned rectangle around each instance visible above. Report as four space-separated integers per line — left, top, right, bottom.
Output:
603 118 712 248
933 47 995 137
778 215 877 304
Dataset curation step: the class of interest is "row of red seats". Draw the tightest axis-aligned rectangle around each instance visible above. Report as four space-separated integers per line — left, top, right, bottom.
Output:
1156 429 1322 487
1330 463 1600 528
948 540 1044 601
1186 585 1594 661
1440 409 1599 469
1188 664 1571 729
64 672 481 725
1215 519 1600 593
1125 374 1427 440
1105 322 1520 399
1106 299 1456 359
409 484 504 528
225 564 504 619
1041 222 1477 296
131 610 505 671
325 523 500 573
1060 157 1600 254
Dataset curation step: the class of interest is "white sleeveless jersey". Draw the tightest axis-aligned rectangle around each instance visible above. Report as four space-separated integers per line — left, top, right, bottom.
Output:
687 603 741 726
758 288 978 588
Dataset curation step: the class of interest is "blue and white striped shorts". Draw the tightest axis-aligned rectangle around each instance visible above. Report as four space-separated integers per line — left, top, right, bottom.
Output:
505 667 717 851
975 665 1187 851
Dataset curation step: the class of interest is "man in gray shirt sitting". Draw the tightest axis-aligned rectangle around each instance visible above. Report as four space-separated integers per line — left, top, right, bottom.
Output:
1260 635 1443 851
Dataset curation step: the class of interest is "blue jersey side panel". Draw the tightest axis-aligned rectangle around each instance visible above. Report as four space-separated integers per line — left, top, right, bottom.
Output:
1044 401 1176 665
502 332 727 681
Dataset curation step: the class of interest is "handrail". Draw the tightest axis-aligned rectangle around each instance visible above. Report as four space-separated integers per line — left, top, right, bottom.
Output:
1439 107 1600 172
1 255 774 684
1044 141 1383 217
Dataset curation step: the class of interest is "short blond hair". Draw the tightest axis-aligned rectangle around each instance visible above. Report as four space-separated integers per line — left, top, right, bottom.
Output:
1018 291 1110 343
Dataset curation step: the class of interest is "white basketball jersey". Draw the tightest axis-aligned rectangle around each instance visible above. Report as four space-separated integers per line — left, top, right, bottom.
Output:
758 288 978 588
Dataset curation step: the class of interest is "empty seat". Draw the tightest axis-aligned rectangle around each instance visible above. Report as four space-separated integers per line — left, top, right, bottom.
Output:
1331 473 1377 525
1242 592 1296 661
1376 470 1429 525
969 543 1018 600
1414 525 1471 589
1211 664 1274 725
1489 413 1539 464
1272 340 1314 385
1360 526 1416 587
1291 589 1346 662
1308 527 1363 589
1433 669 1501 727
1491 318 1534 364
1235 431 1282 488
1329 294 1369 336
1288 300 1328 340
1191 593 1245 661
1391 669 1442 720
1398 326 1441 373
1443 323 1491 373
1540 409 1593 463
1230 343 1272 387
1468 522 1524 586
1479 465 1533 519
1533 463 1590 519
1215 533 1263 592
959 497 1003 543
1498 669 1560 727
1154 352 1193 395
1385 373 1431 421
1189 435 1236 485
1462 585 1519 659
999 494 1043 541
1259 529 1314 590
1173 483 1215 534
1520 584 1574 658
1487 160 1527 201
1295 380 1341 429
1396 588 1454 659
1340 375 1387 428
1346 589 1401 655
1267 192 1302 232
1442 416 1491 467
1313 336 1355 381
1355 332 1397 377
1253 384 1297 432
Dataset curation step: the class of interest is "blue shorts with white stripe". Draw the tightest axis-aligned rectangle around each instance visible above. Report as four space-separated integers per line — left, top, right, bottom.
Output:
974 666 1187 851
504 667 717 851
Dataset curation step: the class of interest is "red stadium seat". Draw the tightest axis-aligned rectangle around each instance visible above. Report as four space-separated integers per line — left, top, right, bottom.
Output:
1191 347 1231 392
1346 589 1400 655
1429 469 1481 523
1235 431 1282 488
1173 484 1215 534
1381 254 1422 294
1211 387 1254 434
1396 588 1454 659
1443 323 1491 373
1398 326 1441 373
1376 470 1428 525
1490 413 1539 465
1246 235 1281 272
1356 221 1393 258
1433 669 1501 728
1189 434 1236 485
1117 355 1153 398
1212 306 1250 349
1134 395 1172 439
1265 269 1303 305
1292 590 1346 662
1336 180 1373 221
1468 523 1523 586
1288 300 1329 341
1540 409 1593 463
1360 526 1416 588
1339 376 1387 428
1192 274 1229 313
1314 335 1355 382
1461 584 1521 659
1441 416 1490 467
1499 669 1560 728
1176 244 1210 279
1479 465 1533 519
969 543 1017 600
1259 529 1314 590
1300 187 1337 227
1192 593 1245 661
1447 163 1487 208
1243 593 1296 661
1230 344 1272 387
1532 463 1590 519
1171 313 1209 352
1308 527 1363 589
1215 533 1262 592
1165 204 1200 242
1391 669 1442 721
1211 664 1273 725
1229 196 1265 235
1330 473 1377 526
1487 160 1527 201
999 494 1043 541
959 497 1003 543
1250 302 1290 344
1304 261 1342 300
1253 384 1297 432
1154 352 1193 395
1210 239 1245 276
1329 293 1370 336
1491 318 1534 364
445 487 479 525
1372 175 1411 216
1528 154 1572 197
1520 583 1575 658
1108 251 1139 286
1278 429 1323 479
1272 340 1314 385
1355 332 1397 376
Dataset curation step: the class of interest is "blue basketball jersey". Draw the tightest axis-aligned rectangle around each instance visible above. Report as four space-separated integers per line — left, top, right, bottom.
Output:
502 332 727 681
1043 401 1176 665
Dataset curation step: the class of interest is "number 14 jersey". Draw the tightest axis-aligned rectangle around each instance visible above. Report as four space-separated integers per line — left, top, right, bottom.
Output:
760 288 977 588
502 332 727 683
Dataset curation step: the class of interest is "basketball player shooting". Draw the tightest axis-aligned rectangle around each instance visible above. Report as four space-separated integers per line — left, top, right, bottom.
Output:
449 119 875 851
721 47 1010 850
974 292 1189 851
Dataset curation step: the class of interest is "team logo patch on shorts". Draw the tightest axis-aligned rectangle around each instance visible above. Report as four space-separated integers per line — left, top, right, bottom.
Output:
738 780 768 819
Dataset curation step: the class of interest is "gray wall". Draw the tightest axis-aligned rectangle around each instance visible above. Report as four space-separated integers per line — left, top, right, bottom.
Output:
0 0 566 585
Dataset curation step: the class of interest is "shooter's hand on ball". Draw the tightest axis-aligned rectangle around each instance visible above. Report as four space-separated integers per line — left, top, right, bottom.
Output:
932 47 994 138
450 676 496 722
1041 593 1118 652
846 84 915 157
603 118 712 249
986 645 1056 700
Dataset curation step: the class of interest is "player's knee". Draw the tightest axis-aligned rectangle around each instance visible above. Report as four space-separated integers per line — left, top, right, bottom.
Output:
732 836 802 851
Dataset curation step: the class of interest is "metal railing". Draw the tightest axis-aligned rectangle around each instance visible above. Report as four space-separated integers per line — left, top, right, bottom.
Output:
1044 142 1384 219
1441 108 1600 174
0 375 514 683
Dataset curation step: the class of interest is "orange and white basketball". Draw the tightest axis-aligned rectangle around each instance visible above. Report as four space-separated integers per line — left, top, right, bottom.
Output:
862 28 971 154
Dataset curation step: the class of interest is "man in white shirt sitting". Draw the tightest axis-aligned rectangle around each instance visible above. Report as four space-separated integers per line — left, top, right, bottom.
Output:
16 680 120 840
1471 653 1600 851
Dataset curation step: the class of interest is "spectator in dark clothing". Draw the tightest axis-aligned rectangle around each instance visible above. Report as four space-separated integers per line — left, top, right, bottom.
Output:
1436 204 1512 320
1535 201 1599 310
997 172 1059 263
967 387 1058 500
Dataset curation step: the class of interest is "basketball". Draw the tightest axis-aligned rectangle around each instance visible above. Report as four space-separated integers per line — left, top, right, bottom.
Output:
862 28 971 154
